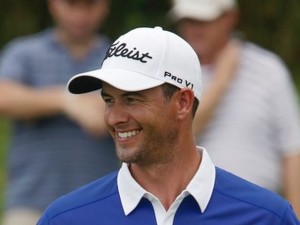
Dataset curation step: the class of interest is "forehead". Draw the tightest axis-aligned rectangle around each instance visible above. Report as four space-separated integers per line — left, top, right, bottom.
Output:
178 17 218 26
57 0 106 4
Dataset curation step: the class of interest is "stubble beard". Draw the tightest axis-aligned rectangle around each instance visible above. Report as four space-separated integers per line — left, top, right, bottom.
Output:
116 119 179 166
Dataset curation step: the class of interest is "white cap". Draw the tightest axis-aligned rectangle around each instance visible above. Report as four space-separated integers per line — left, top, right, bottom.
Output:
68 26 202 101
168 0 237 22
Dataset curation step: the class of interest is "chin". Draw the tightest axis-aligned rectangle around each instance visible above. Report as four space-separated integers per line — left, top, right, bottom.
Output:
70 29 92 40
116 147 135 163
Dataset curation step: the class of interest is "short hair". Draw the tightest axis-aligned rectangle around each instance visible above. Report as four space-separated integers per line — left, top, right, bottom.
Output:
161 83 199 117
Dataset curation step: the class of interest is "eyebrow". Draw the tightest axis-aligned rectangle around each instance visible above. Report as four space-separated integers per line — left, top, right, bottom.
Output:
101 90 145 98
100 91 109 98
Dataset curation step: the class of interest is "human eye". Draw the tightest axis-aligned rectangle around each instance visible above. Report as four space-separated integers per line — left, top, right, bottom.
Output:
125 93 144 104
63 0 76 5
101 95 114 106
125 96 137 104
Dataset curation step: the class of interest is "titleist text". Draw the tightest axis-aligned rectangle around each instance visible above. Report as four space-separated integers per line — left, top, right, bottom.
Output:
105 41 153 63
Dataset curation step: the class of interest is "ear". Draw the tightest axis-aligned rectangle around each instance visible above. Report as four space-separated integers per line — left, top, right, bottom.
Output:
47 0 56 17
176 88 195 120
226 8 239 30
98 0 111 22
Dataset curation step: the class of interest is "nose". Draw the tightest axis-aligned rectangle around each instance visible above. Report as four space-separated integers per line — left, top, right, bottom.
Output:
71 5 89 19
104 101 129 127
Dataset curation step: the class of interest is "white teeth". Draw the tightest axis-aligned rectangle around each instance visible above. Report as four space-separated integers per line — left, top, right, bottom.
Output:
117 130 139 139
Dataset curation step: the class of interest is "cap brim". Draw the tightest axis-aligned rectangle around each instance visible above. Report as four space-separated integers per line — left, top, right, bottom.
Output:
67 68 165 94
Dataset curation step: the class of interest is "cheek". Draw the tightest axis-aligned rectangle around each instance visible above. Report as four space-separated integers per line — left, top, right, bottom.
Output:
103 108 111 128
148 105 178 130
51 7 77 27
103 107 111 120
50 4 67 22
87 4 108 24
85 10 103 24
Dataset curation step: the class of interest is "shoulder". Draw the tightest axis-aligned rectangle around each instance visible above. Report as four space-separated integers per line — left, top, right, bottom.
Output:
240 41 292 87
214 168 292 218
43 171 119 220
98 34 111 47
1 29 53 56
94 34 112 59
242 42 283 66
241 42 289 75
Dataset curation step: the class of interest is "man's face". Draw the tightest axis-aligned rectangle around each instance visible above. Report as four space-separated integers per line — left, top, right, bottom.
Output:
177 12 237 64
49 0 109 40
101 83 180 166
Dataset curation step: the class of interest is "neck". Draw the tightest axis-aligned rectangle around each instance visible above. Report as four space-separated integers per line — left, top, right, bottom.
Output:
130 141 201 210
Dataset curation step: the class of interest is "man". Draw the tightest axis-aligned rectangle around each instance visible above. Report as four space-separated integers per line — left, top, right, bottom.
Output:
0 0 119 224
168 0 300 218
37 26 299 224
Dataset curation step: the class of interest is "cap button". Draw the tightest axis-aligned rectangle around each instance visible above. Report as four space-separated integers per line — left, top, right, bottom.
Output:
154 26 163 31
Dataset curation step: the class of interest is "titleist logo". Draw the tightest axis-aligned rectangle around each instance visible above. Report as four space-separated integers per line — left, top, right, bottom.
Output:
105 41 153 63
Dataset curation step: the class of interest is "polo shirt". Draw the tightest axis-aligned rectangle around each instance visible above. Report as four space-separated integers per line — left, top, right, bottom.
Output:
37 147 299 224
0 29 120 210
118 147 215 225
196 41 300 192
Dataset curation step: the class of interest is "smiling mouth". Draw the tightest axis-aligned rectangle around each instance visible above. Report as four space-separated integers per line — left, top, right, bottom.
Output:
117 130 140 139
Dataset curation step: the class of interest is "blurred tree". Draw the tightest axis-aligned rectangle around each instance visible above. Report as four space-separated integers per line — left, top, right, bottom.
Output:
103 0 170 39
0 0 299 85
0 0 50 46
238 0 300 81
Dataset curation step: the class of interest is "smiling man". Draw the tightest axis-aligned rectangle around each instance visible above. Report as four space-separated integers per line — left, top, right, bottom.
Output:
37 27 299 225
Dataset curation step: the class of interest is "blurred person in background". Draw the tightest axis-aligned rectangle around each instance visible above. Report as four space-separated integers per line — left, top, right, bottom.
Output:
168 0 300 218
0 0 119 224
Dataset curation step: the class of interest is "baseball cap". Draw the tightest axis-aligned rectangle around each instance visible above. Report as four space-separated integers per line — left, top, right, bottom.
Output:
168 0 237 22
67 26 202 101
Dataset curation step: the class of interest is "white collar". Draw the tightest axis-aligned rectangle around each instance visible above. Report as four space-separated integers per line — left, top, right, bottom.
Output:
117 147 216 215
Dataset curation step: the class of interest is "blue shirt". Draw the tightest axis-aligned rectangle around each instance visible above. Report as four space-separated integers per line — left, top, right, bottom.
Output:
0 29 120 210
37 148 299 224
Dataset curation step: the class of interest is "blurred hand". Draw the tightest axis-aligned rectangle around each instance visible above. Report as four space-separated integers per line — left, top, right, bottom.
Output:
214 39 241 84
192 39 241 136
63 92 108 137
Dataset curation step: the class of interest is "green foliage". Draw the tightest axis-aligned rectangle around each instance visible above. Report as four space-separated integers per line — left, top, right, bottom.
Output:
103 0 171 39
237 0 300 79
0 119 9 217
0 0 299 80
0 0 50 46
